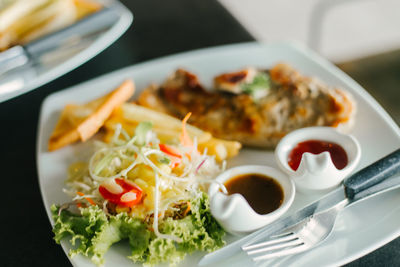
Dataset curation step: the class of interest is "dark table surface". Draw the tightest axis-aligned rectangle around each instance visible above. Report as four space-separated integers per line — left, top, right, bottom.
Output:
1 0 399 266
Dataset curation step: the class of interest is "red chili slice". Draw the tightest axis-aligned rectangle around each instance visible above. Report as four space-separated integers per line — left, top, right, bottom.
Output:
99 178 142 207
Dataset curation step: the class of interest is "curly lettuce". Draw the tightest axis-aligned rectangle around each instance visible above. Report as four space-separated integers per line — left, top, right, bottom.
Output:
52 192 225 266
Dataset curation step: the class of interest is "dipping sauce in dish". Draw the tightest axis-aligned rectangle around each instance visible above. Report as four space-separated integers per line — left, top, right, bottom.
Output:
288 139 348 171
224 173 284 215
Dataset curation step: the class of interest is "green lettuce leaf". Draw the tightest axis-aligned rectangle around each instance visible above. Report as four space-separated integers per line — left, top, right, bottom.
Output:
52 205 150 266
136 192 225 266
51 192 225 266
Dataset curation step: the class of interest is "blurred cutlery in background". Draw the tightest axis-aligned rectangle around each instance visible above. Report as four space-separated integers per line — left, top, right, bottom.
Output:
0 4 120 76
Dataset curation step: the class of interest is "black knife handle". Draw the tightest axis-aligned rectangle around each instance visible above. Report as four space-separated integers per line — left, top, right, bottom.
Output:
344 148 400 200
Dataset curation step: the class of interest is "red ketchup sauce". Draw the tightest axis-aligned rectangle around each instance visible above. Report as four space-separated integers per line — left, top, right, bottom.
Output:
288 140 348 171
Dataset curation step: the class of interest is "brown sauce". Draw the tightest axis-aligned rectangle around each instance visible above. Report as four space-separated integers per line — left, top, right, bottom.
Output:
224 173 284 215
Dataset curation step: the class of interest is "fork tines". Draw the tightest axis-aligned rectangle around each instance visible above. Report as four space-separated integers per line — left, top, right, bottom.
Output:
242 232 306 261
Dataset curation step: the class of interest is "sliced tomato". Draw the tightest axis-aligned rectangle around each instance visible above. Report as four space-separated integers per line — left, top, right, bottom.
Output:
99 178 142 207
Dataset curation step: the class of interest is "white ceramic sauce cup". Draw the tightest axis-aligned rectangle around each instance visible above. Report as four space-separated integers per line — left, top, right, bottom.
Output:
275 127 361 194
208 165 295 235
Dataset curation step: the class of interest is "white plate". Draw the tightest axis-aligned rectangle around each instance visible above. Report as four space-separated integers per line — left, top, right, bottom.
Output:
37 42 400 267
0 1 132 103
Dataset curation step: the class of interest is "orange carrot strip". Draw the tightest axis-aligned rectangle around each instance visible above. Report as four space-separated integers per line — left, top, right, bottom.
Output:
182 201 191 217
159 143 182 158
77 191 96 206
180 112 193 148
169 156 181 169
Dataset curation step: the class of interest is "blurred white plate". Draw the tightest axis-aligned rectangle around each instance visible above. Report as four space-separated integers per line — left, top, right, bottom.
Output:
0 0 132 103
37 42 400 266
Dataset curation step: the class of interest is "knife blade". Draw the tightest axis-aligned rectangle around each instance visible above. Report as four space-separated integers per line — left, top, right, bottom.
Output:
0 2 121 75
198 148 400 266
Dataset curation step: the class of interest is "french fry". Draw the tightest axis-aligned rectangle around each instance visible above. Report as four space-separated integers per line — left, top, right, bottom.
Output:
74 0 102 19
119 103 212 144
48 80 135 151
198 137 241 162
0 0 48 32
17 0 77 45
104 103 242 161
0 0 101 51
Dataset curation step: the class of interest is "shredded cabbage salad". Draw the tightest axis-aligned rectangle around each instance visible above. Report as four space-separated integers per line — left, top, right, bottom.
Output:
52 118 226 266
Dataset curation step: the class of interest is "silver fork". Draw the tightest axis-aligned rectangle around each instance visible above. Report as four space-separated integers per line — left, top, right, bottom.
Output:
242 148 400 262
242 199 347 261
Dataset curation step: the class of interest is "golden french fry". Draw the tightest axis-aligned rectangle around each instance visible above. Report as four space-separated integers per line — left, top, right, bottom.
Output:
0 0 48 32
48 80 135 151
0 0 100 50
104 102 241 161
74 0 102 19
119 103 212 143
198 137 241 161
